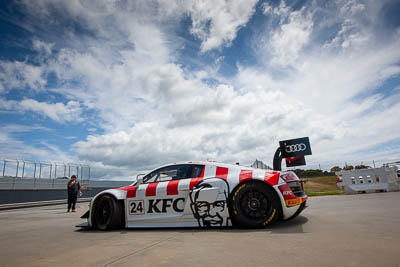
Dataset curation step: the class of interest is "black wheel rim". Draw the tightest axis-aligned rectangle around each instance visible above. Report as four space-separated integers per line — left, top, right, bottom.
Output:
95 198 112 227
239 189 271 220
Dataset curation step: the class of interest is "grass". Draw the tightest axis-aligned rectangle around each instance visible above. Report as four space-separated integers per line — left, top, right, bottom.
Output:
302 176 344 197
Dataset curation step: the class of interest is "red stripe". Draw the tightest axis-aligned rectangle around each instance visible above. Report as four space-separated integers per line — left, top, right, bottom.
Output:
216 167 229 180
239 170 253 183
199 166 205 178
264 172 280 186
117 186 136 198
127 188 136 198
117 186 131 191
145 182 158 197
278 184 296 200
167 180 179 195
190 177 203 190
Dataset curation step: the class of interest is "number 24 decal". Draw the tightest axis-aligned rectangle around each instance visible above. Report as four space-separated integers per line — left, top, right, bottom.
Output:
129 200 144 215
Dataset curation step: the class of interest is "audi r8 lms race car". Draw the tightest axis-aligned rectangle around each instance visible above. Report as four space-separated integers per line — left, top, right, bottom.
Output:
82 161 308 230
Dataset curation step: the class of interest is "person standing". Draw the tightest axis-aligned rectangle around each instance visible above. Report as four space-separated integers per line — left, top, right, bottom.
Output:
67 175 81 212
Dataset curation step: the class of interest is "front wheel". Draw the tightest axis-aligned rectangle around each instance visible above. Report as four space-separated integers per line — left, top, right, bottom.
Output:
229 182 281 228
92 194 124 230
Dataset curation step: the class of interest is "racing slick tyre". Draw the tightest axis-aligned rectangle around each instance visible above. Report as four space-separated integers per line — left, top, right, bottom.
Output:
229 182 281 228
92 194 124 230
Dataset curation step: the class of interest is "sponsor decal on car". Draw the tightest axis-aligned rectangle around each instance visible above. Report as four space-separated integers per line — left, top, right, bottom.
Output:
282 190 295 197
148 198 185 213
232 183 246 201
263 208 276 226
129 200 144 215
129 198 185 215
278 184 303 207
285 198 303 207
189 178 230 227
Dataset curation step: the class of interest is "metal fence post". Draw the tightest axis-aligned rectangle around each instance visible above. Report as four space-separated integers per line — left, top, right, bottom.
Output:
3 160 6 177
33 162 36 179
16 160 19 178
22 161 25 178
50 164 52 179
39 162 43 179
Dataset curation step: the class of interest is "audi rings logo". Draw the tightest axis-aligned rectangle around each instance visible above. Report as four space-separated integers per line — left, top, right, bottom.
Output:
285 143 307 153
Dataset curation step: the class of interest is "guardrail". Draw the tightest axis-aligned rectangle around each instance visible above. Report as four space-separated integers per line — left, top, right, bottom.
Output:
1 158 90 189
0 157 131 206
0 177 91 189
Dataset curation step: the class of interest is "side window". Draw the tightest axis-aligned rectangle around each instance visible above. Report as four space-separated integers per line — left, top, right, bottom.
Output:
158 168 178 182
190 165 204 178
143 170 160 184
143 166 177 183
143 164 205 183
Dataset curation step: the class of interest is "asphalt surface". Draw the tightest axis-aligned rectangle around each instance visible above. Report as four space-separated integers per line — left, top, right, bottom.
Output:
0 192 399 267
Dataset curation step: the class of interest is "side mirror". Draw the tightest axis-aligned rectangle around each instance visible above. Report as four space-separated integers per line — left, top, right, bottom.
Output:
135 174 145 188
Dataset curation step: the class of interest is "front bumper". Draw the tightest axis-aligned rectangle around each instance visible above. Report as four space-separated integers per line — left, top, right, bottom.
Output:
81 210 90 219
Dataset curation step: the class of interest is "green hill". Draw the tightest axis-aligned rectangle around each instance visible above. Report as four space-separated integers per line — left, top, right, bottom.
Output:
302 176 344 196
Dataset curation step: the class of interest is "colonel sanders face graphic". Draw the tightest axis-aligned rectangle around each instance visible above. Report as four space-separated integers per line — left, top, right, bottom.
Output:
189 178 230 227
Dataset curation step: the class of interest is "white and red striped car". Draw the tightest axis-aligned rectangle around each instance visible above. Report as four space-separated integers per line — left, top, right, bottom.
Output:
83 161 308 230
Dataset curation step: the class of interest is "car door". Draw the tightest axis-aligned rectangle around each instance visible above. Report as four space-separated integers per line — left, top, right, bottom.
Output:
183 177 230 227
126 164 204 227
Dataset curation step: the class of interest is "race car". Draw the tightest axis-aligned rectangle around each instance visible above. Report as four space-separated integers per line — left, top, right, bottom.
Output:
82 161 308 230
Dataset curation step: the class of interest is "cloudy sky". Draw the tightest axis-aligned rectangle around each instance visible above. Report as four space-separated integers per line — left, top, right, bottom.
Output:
1 0 400 179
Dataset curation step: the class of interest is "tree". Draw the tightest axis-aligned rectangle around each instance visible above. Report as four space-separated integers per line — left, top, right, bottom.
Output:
355 165 370 169
343 165 354 171
330 166 342 173
293 169 335 178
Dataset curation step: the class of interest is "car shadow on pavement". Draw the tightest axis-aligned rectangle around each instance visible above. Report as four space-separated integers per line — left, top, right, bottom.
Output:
75 215 308 234
265 215 308 234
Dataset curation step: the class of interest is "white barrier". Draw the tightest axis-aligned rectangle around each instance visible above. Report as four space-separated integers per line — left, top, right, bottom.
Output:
336 166 400 194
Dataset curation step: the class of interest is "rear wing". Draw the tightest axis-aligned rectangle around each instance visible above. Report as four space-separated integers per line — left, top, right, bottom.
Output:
273 137 312 171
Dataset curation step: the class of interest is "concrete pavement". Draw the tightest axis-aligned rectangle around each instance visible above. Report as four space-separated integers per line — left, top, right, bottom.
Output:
0 192 399 267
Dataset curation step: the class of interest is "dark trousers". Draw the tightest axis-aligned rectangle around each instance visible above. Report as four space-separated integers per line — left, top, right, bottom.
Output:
68 194 78 210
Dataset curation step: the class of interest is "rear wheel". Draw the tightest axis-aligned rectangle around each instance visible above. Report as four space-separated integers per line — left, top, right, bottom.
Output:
92 194 124 230
229 182 281 228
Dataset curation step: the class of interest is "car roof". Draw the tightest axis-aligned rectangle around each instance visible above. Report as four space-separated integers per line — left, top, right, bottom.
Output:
154 160 257 171
167 160 237 166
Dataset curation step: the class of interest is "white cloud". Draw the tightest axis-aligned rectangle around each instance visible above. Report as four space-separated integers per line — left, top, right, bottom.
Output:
73 84 340 171
18 0 258 54
323 0 370 51
2 0 400 179
186 0 258 52
0 98 83 123
243 0 400 169
262 1 314 66
32 39 54 55
0 61 47 92
0 124 63 161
